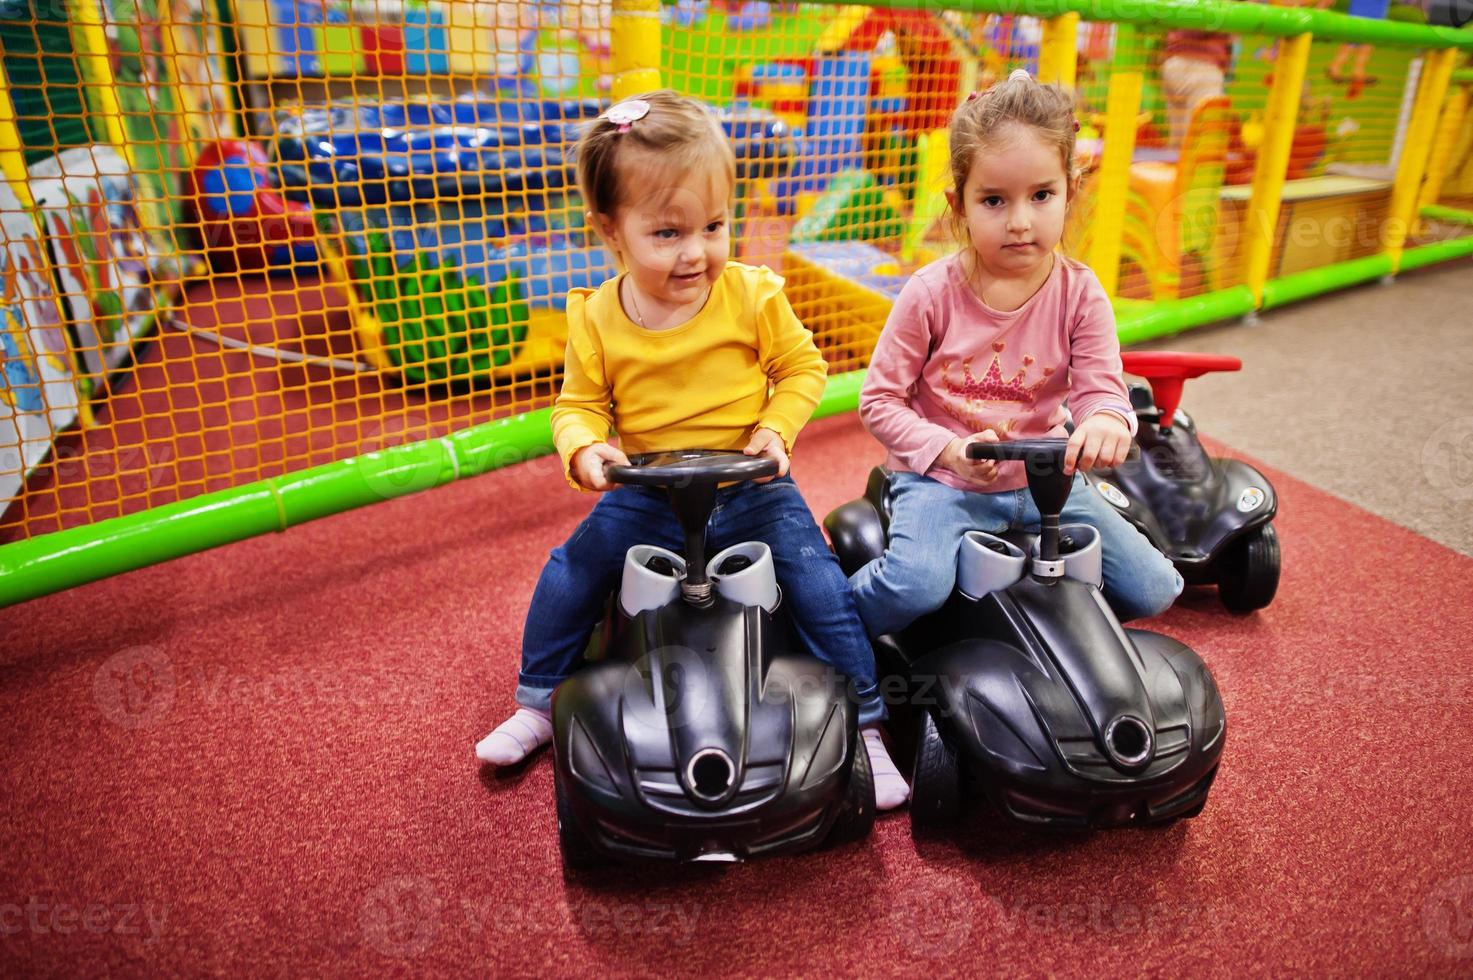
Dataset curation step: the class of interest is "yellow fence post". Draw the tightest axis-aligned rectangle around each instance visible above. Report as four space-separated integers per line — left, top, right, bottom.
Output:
65 0 129 154
1088 69 1143 299
0 72 34 210
1386 48 1458 271
155 0 209 281
1240 32 1312 313
232 0 275 79
157 0 202 165
1414 84 1469 237
1445 87 1473 199
611 0 662 102
1039 13 1080 91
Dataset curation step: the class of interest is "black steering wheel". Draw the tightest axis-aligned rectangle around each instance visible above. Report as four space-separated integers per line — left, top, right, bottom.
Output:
606 449 779 488
604 450 780 603
965 437 1070 468
966 439 1074 556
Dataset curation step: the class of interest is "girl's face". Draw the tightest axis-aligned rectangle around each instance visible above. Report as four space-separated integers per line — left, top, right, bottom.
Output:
948 124 1070 279
597 161 731 314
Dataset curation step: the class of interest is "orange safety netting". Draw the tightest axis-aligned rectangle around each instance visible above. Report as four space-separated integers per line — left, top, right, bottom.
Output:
0 1 1469 544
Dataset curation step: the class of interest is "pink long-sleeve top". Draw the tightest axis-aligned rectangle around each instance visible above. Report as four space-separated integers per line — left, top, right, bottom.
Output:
860 252 1137 493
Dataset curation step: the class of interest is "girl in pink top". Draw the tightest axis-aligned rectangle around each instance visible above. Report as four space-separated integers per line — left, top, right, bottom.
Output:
850 71 1183 637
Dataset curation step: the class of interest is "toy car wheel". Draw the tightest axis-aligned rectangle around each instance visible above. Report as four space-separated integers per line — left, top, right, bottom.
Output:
1216 523 1281 613
910 709 962 838
825 729 875 847
554 776 605 870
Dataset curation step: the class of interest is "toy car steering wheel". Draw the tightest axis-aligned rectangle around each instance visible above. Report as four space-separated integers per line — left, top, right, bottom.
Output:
606 450 780 604
1121 352 1241 430
967 439 1075 561
606 449 779 488
965 437 1071 467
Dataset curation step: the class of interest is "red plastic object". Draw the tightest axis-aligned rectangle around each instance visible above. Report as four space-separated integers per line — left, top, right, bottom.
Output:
1120 351 1241 429
188 141 317 273
839 10 960 133
362 25 404 75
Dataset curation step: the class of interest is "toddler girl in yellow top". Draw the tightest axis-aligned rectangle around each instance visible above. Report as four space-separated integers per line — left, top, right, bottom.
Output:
475 90 908 810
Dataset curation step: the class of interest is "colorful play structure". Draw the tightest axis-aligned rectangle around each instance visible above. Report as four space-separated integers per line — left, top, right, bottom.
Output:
1 0 1472 603
762 7 1473 356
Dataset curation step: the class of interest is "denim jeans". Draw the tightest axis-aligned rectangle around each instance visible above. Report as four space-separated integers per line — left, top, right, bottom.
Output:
849 471 1184 638
516 475 885 725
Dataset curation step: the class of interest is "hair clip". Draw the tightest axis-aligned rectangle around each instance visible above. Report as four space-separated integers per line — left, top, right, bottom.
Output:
602 99 651 134
966 91 980 102
1074 118 1081 132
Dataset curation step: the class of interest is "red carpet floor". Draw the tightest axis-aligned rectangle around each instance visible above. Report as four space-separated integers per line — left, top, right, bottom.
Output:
3 412 1472 976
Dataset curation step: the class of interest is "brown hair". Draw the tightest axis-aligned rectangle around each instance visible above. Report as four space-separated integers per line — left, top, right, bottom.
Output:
574 90 736 229
946 70 1079 246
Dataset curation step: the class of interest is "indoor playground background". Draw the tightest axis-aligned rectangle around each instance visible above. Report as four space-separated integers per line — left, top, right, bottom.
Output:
1 0 1472 601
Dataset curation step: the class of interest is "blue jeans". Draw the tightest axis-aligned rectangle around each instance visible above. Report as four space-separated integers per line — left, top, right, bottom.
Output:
517 475 885 726
849 471 1184 638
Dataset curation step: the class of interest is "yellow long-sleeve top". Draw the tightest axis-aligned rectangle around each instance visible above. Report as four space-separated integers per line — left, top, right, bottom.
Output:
552 262 828 489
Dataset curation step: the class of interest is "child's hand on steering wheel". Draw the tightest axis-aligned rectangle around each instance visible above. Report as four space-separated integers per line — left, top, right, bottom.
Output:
571 442 632 492
936 430 1003 488
1065 412 1132 475
742 427 789 483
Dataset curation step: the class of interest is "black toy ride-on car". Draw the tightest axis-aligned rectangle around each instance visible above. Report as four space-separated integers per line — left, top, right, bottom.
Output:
552 451 874 869
1084 351 1280 612
825 439 1226 838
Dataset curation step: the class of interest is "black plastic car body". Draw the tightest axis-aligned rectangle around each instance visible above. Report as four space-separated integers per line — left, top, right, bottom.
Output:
1085 351 1281 612
825 440 1226 836
552 451 873 868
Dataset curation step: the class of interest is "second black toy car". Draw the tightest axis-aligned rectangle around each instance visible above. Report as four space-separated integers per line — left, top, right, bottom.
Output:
1085 351 1281 612
826 439 1226 837
552 451 874 868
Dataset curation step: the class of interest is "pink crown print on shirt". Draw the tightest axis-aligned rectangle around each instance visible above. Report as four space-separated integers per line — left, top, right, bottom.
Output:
942 341 1055 408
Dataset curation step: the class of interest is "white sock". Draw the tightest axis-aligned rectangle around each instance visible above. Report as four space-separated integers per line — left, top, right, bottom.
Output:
863 726 910 811
475 707 553 766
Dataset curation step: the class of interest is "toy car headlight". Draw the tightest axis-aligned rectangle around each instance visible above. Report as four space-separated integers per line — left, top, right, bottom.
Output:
568 715 618 794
